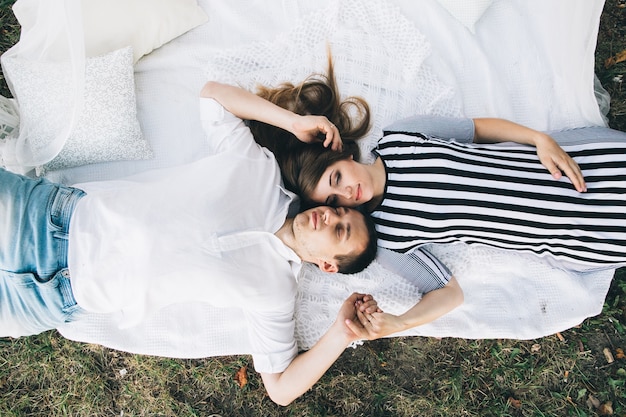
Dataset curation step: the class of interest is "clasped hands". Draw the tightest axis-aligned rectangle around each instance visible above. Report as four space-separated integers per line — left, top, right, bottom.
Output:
337 292 401 342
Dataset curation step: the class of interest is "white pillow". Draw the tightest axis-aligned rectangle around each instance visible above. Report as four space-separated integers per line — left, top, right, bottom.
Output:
2 46 152 174
13 0 209 63
435 0 493 33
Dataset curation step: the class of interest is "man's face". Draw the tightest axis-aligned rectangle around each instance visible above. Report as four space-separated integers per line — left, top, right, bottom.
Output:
292 206 368 272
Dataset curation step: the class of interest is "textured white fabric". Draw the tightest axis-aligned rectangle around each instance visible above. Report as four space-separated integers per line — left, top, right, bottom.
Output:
36 0 615 357
296 244 613 350
0 0 85 173
2 47 152 175
434 0 493 32
205 0 460 162
0 95 18 142
393 0 606 130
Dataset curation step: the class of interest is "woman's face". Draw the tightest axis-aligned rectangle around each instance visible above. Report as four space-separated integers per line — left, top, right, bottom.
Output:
309 158 374 207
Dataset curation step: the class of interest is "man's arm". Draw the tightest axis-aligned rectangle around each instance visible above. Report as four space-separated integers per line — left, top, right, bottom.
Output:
200 81 342 150
473 118 586 192
260 292 377 406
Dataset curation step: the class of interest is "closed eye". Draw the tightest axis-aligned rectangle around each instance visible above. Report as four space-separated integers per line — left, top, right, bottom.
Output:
335 213 351 241
335 223 351 241
329 169 341 187
336 224 344 239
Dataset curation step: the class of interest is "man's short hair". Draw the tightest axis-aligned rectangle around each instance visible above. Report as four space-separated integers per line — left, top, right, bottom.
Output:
334 210 377 274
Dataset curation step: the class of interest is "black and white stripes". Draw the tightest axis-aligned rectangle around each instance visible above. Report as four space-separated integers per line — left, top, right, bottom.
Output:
376 247 452 293
372 133 626 271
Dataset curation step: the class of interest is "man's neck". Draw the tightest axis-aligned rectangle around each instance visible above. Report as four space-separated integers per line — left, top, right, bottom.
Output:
274 217 296 251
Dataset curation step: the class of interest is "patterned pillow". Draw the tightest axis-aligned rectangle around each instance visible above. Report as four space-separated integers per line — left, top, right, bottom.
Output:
2 46 152 174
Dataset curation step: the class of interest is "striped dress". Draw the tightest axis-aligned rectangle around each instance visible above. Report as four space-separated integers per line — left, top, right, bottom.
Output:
372 129 626 272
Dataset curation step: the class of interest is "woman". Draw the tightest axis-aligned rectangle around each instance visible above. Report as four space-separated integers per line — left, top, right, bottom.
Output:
283 116 626 272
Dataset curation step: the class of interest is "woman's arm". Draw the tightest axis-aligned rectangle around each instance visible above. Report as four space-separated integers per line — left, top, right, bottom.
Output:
473 118 586 192
345 276 463 339
200 81 342 150
260 292 377 406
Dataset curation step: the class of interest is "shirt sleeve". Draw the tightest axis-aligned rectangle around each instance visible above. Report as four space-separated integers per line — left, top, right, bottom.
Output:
375 247 452 294
382 114 475 144
546 126 626 146
245 305 299 374
198 97 271 159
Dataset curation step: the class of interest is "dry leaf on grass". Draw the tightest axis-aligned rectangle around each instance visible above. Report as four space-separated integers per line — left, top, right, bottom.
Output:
586 394 614 415
605 50 626 68
507 397 521 409
615 348 625 359
603 347 615 364
587 394 601 409
234 366 248 388
598 401 613 416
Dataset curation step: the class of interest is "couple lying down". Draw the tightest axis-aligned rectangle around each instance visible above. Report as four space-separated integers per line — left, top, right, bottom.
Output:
2 59 626 405
206 58 626 334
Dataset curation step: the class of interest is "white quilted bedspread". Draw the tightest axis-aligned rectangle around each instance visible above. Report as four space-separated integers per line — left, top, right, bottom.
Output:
56 0 614 356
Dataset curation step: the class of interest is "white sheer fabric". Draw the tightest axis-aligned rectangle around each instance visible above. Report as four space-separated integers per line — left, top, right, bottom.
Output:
0 0 85 172
2 0 615 356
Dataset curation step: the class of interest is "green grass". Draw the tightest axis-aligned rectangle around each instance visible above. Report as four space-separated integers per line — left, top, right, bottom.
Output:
0 0 18 98
1 1 626 416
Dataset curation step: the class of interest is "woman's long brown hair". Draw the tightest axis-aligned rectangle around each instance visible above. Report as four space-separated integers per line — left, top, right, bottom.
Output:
247 52 371 202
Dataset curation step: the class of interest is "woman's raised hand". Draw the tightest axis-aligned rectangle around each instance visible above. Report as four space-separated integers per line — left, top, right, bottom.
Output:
291 115 343 151
535 134 587 192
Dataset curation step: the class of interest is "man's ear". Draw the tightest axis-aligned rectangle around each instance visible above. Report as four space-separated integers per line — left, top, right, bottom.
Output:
319 259 339 274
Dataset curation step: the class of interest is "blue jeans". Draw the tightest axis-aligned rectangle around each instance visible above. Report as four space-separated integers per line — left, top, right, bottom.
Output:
0 169 85 336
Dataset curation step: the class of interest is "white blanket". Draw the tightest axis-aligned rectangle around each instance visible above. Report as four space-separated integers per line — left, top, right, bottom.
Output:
41 0 615 355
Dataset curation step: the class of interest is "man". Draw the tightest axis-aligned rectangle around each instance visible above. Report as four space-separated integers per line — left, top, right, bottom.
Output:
0 91 378 406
